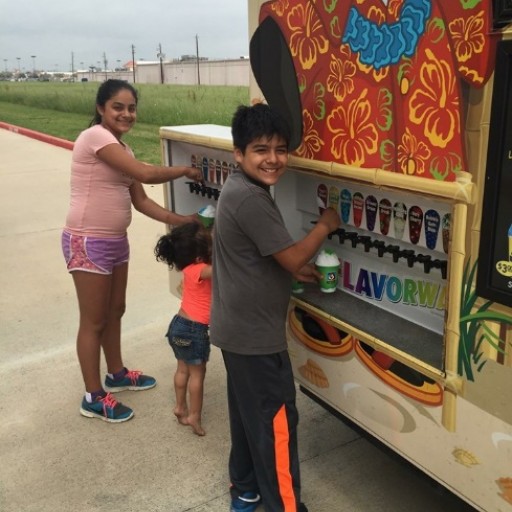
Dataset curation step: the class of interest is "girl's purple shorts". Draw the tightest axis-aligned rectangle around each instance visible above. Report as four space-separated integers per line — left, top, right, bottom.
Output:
62 231 130 275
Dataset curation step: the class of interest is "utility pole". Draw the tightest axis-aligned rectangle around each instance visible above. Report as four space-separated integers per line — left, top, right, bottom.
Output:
157 43 165 84
131 44 136 83
195 34 200 86
103 52 108 80
71 51 74 80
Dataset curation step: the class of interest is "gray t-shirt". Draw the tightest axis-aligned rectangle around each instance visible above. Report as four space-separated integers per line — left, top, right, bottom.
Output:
210 170 294 355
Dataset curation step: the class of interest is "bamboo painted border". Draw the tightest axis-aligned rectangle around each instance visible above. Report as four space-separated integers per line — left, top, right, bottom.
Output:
160 126 475 204
159 127 233 152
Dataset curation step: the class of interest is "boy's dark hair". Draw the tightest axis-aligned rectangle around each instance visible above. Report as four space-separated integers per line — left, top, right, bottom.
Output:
231 103 291 154
155 223 211 271
90 79 138 126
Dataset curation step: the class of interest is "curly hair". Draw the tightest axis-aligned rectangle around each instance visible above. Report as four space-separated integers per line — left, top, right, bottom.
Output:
231 103 290 154
154 223 211 271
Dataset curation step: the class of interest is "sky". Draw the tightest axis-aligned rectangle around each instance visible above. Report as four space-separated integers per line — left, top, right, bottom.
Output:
0 0 249 73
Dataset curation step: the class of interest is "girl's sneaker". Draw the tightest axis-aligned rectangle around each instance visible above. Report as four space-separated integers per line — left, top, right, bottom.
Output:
80 392 134 423
104 368 156 392
230 492 261 512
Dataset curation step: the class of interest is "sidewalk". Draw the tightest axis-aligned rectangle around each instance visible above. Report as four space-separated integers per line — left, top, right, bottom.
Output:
0 128 475 512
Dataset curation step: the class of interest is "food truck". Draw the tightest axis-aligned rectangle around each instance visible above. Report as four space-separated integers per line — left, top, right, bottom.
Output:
160 1 512 510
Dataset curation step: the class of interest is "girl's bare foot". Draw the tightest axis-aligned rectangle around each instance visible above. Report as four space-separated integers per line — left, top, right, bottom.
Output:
174 407 189 426
188 420 206 436
186 413 205 436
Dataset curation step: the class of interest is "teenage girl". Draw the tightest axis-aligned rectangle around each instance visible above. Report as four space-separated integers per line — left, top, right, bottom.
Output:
155 223 212 436
62 79 203 423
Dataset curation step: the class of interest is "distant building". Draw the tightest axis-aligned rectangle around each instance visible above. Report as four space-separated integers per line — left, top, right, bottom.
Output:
74 58 250 86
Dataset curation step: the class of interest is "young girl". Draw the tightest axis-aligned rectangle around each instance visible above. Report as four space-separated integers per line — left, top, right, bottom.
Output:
155 223 212 436
62 79 203 423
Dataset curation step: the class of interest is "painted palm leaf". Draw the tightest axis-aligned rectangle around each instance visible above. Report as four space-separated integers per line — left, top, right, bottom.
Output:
458 260 512 381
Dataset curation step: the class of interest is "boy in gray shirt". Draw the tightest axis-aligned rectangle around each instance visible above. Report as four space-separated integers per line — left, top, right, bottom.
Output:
210 104 340 512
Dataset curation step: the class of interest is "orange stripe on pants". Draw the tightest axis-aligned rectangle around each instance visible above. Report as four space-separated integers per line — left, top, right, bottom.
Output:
273 405 296 511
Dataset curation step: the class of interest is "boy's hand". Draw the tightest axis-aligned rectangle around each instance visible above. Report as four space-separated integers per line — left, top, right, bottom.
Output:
294 263 321 283
184 166 203 182
317 207 341 234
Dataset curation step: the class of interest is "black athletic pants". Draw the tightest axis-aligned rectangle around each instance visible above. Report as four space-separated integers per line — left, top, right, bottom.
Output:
222 349 302 512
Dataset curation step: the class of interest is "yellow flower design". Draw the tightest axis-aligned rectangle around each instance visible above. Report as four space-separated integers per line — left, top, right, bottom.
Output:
296 110 324 160
397 129 431 176
459 65 484 84
271 0 289 17
368 4 386 21
288 3 329 70
449 11 486 63
327 48 356 101
388 0 402 18
356 53 390 83
327 89 378 166
409 49 459 149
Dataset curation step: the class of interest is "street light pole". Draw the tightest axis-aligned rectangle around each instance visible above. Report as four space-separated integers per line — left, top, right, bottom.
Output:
131 44 136 83
3 59 7 73
16 57 21 73
103 52 108 80
157 43 165 84
196 34 200 86
31 55 36 74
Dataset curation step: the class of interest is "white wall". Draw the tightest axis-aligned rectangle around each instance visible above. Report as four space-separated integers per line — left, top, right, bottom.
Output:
76 59 250 86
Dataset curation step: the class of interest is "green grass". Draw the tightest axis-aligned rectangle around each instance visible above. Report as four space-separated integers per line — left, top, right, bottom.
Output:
0 82 249 163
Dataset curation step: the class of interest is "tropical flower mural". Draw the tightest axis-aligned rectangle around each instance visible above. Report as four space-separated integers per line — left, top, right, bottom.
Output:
255 0 496 181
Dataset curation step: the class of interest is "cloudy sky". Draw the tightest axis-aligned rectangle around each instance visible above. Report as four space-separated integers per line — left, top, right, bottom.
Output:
0 0 249 72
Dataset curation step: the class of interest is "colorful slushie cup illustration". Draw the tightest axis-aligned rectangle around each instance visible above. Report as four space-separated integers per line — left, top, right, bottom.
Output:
352 192 364 228
328 186 340 211
494 224 512 277
509 223 512 262
424 209 441 250
340 189 352 224
393 202 407 240
442 213 451 253
365 195 378 231
198 205 216 229
208 158 216 183
408 206 424 245
379 198 392 235
202 156 209 182
317 184 328 214
215 160 222 184
315 249 340 293
221 161 229 185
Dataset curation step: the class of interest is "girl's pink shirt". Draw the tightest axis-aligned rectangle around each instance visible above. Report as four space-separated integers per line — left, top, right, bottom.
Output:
181 262 212 325
65 124 135 237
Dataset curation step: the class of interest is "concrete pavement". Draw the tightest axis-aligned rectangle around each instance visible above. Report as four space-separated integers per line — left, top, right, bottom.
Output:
0 127 475 512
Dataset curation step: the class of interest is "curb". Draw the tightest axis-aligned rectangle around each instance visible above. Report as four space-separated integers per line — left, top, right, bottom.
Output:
0 121 74 151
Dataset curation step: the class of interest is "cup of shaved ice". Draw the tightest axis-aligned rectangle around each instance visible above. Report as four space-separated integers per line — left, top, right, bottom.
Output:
315 249 340 293
198 205 216 229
